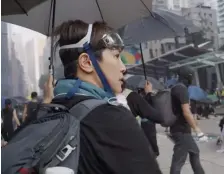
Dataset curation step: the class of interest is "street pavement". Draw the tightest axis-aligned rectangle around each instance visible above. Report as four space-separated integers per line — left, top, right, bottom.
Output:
156 115 224 174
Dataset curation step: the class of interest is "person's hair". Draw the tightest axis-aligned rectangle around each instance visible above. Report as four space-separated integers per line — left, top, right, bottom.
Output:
31 92 38 99
52 20 114 78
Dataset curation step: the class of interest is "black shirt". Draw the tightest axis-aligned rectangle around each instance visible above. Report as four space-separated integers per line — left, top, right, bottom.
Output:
127 92 162 123
170 84 191 133
53 95 162 174
2 107 14 133
25 101 39 123
126 92 161 156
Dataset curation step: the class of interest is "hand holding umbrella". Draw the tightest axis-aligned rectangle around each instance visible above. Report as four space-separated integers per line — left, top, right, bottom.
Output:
43 74 54 104
144 80 153 94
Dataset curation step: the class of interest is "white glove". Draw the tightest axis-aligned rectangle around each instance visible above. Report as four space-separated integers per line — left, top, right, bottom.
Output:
197 132 208 142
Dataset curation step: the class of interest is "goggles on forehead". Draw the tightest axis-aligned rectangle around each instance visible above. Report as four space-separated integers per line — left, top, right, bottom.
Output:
59 24 124 51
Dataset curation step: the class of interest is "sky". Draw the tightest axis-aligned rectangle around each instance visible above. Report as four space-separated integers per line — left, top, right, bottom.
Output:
8 22 46 43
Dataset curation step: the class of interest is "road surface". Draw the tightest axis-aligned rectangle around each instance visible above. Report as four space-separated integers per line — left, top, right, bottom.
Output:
156 116 224 174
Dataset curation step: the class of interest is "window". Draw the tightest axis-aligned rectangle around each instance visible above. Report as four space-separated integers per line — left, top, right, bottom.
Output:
155 49 158 57
142 42 148 49
211 36 214 44
209 14 212 18
168 44 172 50
161 44 165 54
210 22 213 26
149 49 154 58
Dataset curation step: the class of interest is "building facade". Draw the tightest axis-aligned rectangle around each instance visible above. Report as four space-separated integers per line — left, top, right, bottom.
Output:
218 0 224 46
152 0 169 9
182 6 219 50
1 22 47 97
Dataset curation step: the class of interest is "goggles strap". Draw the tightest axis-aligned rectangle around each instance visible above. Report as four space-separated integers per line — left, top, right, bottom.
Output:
84 43 114 96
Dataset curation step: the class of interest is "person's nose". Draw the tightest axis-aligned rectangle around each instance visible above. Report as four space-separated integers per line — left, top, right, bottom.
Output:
119 58 126 74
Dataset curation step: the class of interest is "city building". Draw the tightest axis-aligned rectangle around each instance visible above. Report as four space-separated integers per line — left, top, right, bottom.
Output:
218 0 224 46
188 0 205 7
1 22 13 97
205 0 218 10
141 37 186 60
152 0 169 9
182 5 219 50
1 22 47 97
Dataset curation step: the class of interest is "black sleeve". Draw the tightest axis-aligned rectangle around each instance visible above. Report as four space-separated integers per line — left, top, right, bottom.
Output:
80 105 162 174
127 92 162 123
219 117 224 128
172 85 189 104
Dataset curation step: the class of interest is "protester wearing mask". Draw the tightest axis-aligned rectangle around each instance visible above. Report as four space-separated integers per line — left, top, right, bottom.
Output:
126 81 162 157
170 67 207 174
51 20 162 174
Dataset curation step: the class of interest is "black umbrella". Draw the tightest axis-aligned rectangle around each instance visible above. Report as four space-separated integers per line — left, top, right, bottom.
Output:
119 9 199 45
126 75 164 91
2 0 48 16
2 0 153 81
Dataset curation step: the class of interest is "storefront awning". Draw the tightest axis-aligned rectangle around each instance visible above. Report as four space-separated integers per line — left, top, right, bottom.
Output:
127 43 224 78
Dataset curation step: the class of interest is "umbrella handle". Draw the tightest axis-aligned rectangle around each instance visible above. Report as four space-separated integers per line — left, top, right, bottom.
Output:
139 43 147 80
49 58 55 86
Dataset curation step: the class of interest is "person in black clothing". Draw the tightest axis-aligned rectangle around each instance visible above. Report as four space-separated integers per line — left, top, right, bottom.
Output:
22 91 39 123
1 99 20 141
126 81 162 157
170 66 207 174
50 20 162 174
202 104 210 119
217 117 224 152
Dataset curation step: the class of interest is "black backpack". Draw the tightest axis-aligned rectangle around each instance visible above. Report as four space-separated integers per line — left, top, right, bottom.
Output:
150 90 176 127
1 98 106 174
150 84 184 127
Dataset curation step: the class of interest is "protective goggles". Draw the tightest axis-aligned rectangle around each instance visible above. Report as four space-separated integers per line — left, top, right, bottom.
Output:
59 24 124 51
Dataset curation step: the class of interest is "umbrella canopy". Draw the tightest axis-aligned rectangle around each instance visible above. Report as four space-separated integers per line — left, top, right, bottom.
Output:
2 0 47 16
1 96 8 109
165 78 178 88
188 85 207 101
119 9 199 45
119 13 176 45
2 0 153 35
126 75 164 91
154 9 199 34
207 94 219 103
11 96 29 104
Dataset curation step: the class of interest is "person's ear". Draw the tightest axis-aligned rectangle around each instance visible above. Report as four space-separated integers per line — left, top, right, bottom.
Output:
78 53 94 73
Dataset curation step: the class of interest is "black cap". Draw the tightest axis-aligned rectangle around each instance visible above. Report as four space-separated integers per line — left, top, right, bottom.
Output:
175 66 194 79
5 99 12 105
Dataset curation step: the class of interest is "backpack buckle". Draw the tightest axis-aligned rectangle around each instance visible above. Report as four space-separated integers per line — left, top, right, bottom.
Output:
56 144 77 162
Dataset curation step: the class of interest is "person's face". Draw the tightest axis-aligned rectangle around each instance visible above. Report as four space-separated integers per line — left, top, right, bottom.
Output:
98 48 126 94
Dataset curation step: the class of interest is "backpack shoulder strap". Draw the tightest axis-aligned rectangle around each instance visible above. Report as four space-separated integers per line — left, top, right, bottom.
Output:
42 99 107 170
69 99 107 121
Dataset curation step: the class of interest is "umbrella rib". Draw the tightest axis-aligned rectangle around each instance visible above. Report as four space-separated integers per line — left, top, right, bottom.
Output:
139 0 154 18
14 0 28 16
47 0 54 36
94 0 104 21
139 0 177 35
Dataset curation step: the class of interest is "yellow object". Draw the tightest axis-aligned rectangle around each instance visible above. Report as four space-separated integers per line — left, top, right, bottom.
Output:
221 90 224 96
26 95 31 100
